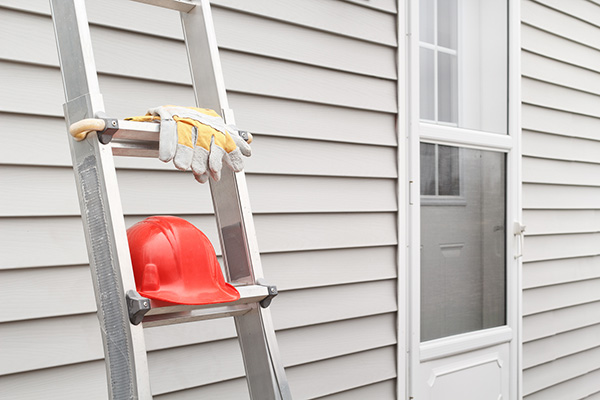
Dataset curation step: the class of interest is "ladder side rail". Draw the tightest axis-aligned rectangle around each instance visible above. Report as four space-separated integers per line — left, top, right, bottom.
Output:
49 1 151 398
180 2 292 399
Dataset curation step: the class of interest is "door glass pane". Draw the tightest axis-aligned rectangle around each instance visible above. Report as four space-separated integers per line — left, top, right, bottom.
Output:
437 145 459 196
420 48 435 121
421 146 506 342
437 0 457 49
420 143 436 195
437 52 457 124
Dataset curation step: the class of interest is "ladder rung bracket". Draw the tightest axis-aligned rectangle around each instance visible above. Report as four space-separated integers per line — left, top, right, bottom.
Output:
131 0 195 12
106 120 159 158
112 120 160 141
142 284 270 328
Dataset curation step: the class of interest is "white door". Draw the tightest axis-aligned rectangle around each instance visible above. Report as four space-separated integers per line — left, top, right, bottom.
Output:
405 0 521 398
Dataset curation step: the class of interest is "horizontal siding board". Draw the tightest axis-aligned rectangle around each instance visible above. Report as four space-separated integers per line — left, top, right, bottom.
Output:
523 301 600 342
523 278 600 316
523 345 600 396
342 0 397 13
2 246 396 323
523 256 600 289
524 368 600 400
0 314 104 375
254 212 398 254
211 0 398 46
0 266 95 323
0 112 396 172
522 104 600 142
523 183 600 209
523 323 600 369
0 167 397 216
148 338 245 395
523 233 600 262
0 361 108 400
228 93 397 145
1 280 395 376
270 280 397 331
521 24 600 73
246 175 398 213
1 6 397 80
287 346 396 399
262 246 397 291
277 313 397 368
154 379 397 400
314 380 396 400
521 50 600 96
522 77 600 119
154 378 250 400
155 348 397 399
523 157 600 186
533 0 600 27
0 72 397 147
0 0 397 46
149 314 397 395
247 137 398 178
522 0 600 51
0 213 397 268
0 60 397 117
523 130 600 162
144 319 237 351
221 51 397 112
524 209 600 235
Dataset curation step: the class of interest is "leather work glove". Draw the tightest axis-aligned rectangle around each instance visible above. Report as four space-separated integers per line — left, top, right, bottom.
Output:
127 106 251 183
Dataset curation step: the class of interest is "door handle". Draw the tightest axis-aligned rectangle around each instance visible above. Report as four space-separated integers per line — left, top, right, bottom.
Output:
513 222 526 259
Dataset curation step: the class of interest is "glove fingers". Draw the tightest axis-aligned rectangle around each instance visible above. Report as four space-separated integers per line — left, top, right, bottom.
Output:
194 172 209 184
208 142 226 181
148 107 178 163
191 145 209 177
158 118 177 162
173 143 193 171
224 148 245 172
232 133 252 157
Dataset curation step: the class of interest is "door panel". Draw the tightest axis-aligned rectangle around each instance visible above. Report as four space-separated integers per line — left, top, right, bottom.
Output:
419 344 509 400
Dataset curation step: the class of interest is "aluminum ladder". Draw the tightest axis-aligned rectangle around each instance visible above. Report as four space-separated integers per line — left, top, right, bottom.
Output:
49 0 292 398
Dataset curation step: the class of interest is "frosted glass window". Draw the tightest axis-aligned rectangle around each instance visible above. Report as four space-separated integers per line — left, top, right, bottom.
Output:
421 147 506 341
419 0 508 134
437 0 457 49
420 0 435 44
437 52 457 124
420 48 435 121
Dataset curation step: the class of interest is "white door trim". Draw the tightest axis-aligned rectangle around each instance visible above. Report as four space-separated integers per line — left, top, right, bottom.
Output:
397 0 522 399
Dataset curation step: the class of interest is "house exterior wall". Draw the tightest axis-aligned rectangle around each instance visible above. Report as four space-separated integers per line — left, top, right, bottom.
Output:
520 0 600 398
0 0 399 398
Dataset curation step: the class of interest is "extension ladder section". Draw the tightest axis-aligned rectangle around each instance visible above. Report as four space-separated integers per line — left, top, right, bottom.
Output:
49 0 291 398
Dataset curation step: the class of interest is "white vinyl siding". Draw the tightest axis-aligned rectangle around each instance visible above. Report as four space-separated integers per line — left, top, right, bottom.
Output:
0 0 399 398
521 0 600 398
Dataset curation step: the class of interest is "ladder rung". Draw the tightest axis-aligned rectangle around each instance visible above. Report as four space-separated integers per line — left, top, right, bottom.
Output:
131 0 195 12
142 284 271 328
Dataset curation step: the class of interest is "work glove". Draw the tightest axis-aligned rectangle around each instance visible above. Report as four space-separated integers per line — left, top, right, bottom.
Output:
127 106 251 183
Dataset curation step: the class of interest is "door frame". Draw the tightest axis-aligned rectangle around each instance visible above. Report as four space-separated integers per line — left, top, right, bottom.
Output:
396 0 522 398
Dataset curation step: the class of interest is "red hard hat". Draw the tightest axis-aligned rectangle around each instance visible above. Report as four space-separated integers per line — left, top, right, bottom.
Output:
127 216 240 305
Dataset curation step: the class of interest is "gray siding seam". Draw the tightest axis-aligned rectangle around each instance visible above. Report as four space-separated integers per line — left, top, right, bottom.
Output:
521 101 600 120
522 76 600 100
529 0 600 28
